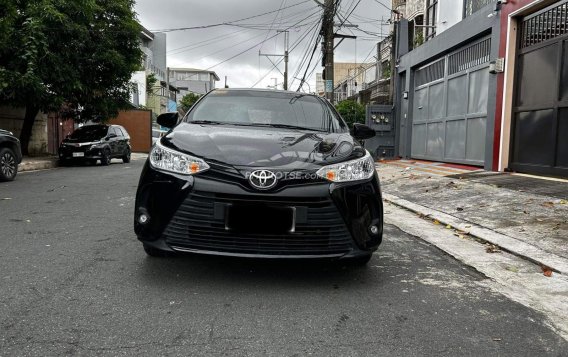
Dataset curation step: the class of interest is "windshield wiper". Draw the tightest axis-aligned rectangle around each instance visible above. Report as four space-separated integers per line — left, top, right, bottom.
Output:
249 123 327 132
189 120 226 125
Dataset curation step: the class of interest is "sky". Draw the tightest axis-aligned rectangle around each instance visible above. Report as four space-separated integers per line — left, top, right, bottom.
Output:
134 0 391 91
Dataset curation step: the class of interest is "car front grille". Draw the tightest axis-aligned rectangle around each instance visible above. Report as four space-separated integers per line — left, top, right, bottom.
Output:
162 191 353 256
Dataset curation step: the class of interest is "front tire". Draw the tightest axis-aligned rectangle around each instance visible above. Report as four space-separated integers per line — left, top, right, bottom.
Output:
0 147 18 182
122 148 131 163
100 149 111 166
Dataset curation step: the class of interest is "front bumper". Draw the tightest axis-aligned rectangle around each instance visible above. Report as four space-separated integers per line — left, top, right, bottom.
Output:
58 145 105 160
134 162 383 259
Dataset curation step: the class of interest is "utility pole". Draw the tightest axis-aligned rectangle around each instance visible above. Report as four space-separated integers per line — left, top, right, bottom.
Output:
259 30 289 90
323 0 335 103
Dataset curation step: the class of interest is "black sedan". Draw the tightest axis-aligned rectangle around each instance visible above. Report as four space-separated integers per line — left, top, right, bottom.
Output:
59 124 131 166
135 89 383 265
0 129 23 182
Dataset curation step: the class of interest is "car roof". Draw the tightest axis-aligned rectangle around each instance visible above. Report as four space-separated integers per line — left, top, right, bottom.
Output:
209 88 319 98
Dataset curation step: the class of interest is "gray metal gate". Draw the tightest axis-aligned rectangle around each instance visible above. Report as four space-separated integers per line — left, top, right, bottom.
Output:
410 37 491 166
364 105 395 159
510 1 568 177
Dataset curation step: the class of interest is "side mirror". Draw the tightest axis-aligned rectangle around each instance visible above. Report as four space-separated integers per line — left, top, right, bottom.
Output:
350 123 376 141
157 112 179 129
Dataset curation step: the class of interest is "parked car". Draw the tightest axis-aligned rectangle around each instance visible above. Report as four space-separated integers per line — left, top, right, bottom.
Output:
134 89 383 265
0 129 23 182
59 124 131 166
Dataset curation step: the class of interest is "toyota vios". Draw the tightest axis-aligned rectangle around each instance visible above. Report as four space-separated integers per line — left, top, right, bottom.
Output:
134 89 383 265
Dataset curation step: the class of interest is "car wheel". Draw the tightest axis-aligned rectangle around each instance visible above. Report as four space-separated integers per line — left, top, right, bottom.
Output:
349 254 373 267
58 158 70 167
100 149 111 166
122 148 131 163
143 244 173 258
0 147 18 182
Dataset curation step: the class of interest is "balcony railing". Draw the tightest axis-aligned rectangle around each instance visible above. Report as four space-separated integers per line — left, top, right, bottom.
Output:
465 0 493 17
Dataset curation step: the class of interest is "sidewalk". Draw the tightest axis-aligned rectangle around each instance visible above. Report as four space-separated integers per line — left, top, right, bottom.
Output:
18 156 58 172
377 159 568 274
18 153 149 172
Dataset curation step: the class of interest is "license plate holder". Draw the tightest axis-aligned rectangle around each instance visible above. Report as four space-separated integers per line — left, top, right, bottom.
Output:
72 152 84 157
227 204 295 234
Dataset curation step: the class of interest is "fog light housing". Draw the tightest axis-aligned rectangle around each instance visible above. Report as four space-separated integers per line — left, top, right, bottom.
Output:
369 225 379 235
138 214 149 224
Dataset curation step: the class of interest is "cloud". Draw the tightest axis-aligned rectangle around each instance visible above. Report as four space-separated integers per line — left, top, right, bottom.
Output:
135 0 390 91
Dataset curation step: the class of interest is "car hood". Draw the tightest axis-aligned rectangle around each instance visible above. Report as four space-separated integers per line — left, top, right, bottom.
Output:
161 123 362 169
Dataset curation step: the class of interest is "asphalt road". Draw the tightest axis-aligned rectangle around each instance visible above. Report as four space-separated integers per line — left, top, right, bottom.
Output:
0 160 566 356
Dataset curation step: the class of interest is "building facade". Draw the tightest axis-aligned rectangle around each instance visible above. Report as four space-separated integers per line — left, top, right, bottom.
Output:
130 25 175 116
393 0 567 178
496 0 568 177
168 68 220 103
394 0 501 170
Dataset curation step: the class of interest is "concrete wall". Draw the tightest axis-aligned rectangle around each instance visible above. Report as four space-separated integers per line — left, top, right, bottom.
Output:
437 0 465 34
0 106 48 155
109 110 152 153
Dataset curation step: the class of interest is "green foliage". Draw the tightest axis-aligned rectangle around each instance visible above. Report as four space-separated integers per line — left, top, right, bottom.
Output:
414 31 424 48
0 0 142 122
179 92 202 113
146 73 158 95
382 62 391 79
335 100 365 128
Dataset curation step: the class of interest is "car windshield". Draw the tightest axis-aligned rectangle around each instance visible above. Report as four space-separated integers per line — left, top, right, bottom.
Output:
69 126 108 141
186 90 347 133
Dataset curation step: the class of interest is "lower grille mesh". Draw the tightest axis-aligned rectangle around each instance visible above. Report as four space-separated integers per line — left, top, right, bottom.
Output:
162 191 353 256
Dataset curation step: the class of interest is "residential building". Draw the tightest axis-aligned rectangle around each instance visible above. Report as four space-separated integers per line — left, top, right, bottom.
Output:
495 0 568 177
168 68 220 103
316 62 371 100
130 25 175 116
393 0 500 170
334 63 375 102
393 0 567 178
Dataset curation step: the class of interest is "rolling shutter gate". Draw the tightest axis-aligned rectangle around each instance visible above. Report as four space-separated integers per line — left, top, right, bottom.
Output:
510 1 568 177
410 37 491 166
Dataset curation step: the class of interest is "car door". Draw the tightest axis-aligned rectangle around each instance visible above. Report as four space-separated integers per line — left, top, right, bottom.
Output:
107 127 119 156
114 127 126 154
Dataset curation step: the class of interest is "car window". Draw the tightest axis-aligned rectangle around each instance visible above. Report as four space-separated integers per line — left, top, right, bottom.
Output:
187 91 347 133
118 126 128 137
69 126 108 141
115 127 124 137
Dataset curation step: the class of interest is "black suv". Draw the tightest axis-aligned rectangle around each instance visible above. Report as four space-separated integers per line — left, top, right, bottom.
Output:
59 124 131 166
0 129 23 182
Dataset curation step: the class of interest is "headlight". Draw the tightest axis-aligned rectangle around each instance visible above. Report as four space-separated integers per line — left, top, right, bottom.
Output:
150 141 210 175
316 151 375 182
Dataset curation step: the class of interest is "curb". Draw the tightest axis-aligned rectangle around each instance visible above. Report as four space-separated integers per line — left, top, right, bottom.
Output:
19 158 59 172
382 192 568 275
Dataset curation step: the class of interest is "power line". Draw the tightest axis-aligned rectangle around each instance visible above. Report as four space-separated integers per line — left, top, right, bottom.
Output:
150 0 314 32
200 9 322 72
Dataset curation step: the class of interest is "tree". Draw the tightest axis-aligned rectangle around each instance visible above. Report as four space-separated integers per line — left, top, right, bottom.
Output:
335 100 366 128
179 93 202 113
0 0 141 155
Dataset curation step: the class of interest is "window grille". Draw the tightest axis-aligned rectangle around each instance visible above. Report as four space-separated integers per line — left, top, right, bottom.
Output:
465 0 493 17
520 1 568 49
415 59 445 87
448 38 491 75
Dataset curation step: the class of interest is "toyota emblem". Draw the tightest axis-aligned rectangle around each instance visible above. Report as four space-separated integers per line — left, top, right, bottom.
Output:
249 170 278 190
